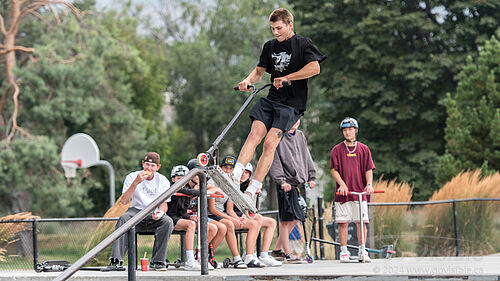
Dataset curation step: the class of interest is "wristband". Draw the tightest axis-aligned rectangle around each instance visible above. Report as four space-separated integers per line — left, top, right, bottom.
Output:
367 183 372 186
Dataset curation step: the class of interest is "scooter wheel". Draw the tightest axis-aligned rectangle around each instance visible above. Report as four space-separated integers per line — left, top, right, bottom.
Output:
197 153 209 167
174 258 182 268
306 255 313 263
35 263 44 273
211 260 218 269
244 210 257 220
165 258 170 269
223 258 230 268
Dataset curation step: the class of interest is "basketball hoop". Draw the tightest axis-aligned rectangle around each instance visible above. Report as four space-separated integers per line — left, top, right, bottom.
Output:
60 133 116 208
61 160 82 178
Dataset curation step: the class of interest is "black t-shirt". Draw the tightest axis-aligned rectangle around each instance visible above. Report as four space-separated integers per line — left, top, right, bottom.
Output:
258 34 326 112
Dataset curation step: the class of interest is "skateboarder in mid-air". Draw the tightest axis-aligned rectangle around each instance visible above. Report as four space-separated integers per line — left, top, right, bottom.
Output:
213 8 325 208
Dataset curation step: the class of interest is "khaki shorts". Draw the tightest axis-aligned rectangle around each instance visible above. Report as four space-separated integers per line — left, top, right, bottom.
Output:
335 201 369 223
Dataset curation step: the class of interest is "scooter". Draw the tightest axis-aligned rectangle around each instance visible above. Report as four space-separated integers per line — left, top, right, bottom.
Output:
196 82 290 218
310 190 396 263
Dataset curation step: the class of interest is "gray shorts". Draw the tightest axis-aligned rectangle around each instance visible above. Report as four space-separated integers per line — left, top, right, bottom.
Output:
249 98 303 132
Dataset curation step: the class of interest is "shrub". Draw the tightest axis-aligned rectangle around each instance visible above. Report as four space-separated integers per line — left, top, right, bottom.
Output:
372 178 413 256
417 170 500 256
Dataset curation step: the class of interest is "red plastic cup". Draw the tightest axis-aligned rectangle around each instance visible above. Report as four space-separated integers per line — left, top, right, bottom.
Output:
140 258 148 271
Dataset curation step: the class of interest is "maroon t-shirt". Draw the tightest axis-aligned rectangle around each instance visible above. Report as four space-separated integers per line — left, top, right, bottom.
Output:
330 141 375 203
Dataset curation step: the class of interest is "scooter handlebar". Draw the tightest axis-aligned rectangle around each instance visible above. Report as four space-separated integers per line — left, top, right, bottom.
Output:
234 85 253 91
233 81 291 91
335 190 384 196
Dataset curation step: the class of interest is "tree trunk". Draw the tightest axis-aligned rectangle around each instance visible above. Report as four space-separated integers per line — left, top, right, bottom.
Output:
11 189 33 258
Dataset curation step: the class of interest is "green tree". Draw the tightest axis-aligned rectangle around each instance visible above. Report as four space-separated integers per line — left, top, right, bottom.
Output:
0 7 152 216
293 0 500 200
164 0 288 155
436 34 500 185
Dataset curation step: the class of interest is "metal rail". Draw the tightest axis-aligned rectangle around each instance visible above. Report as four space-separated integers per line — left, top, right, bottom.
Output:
53 168 208 281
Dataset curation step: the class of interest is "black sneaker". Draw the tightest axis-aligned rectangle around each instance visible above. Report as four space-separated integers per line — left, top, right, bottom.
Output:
150 261 167 271
106 258 124 271
284 253 302 264
271 249 287 261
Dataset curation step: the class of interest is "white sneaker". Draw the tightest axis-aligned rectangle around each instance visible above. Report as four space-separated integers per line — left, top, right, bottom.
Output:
340 252 351 263
184 259 201 271
358 251 372 263
259 255 282 267
245 254 265 268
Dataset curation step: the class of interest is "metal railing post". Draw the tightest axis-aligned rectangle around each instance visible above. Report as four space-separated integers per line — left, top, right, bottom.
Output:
452 200 459 256
317 197 325 260
199 174 208 275
128 226 136 281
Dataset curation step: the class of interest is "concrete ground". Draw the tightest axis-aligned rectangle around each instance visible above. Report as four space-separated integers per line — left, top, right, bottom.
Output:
1 255 499 281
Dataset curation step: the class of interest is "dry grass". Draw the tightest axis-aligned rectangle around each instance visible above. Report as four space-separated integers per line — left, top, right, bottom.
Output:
84 195 130 265
0 212 40 262
418 170 500 256
372 177 413 255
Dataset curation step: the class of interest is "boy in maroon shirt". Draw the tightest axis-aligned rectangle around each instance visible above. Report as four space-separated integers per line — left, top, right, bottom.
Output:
330 117 375 262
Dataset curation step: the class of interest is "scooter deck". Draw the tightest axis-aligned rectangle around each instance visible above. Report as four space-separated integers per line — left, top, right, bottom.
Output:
206 166 257 213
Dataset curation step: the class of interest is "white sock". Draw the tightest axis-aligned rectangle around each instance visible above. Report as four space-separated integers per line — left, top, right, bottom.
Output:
246 179 261 194
187 250 194 262
340 246 348 253
233 163 244 181
260 251 269 258
233 255 242 262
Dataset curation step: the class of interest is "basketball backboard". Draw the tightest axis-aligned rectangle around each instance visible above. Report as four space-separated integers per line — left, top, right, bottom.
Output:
61 133 100 177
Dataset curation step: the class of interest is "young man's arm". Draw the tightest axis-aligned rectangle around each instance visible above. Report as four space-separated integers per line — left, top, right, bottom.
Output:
274 61 320 89
238 66 266 91
330 168 348 196
121 172 149 204
365 169 374 194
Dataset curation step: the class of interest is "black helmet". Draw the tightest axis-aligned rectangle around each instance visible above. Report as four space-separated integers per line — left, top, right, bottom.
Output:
340 117 359 130
187 158 200 170
221 156 236 167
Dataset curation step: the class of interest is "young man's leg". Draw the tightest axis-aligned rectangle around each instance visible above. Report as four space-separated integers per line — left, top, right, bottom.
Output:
241 219 264 267
257 216 282 266
275 220 298 254
110 208 138 263
174 219 199 269
258 216 276 254
209 220 227 249
245 127 284 195
150 215 174 264
233 120 267 181
219 219 247 268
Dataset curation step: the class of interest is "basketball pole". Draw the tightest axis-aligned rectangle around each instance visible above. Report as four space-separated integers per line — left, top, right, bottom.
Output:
95 160 115 208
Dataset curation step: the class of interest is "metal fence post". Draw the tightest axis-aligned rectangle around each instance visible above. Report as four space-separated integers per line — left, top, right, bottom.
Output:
317 197 325 260
128 226 136 281
311 204 318 260
32 220 38 270
452 200 459 256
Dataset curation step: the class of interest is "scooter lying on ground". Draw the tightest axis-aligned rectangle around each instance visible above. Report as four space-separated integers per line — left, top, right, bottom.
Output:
35 260 121 272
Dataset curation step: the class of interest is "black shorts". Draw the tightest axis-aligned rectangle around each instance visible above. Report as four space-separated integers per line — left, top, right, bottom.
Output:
249 98 303 132
276 182 305 222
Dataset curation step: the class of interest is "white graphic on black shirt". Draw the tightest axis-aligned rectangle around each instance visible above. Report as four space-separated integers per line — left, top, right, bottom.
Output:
272 52 291 72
